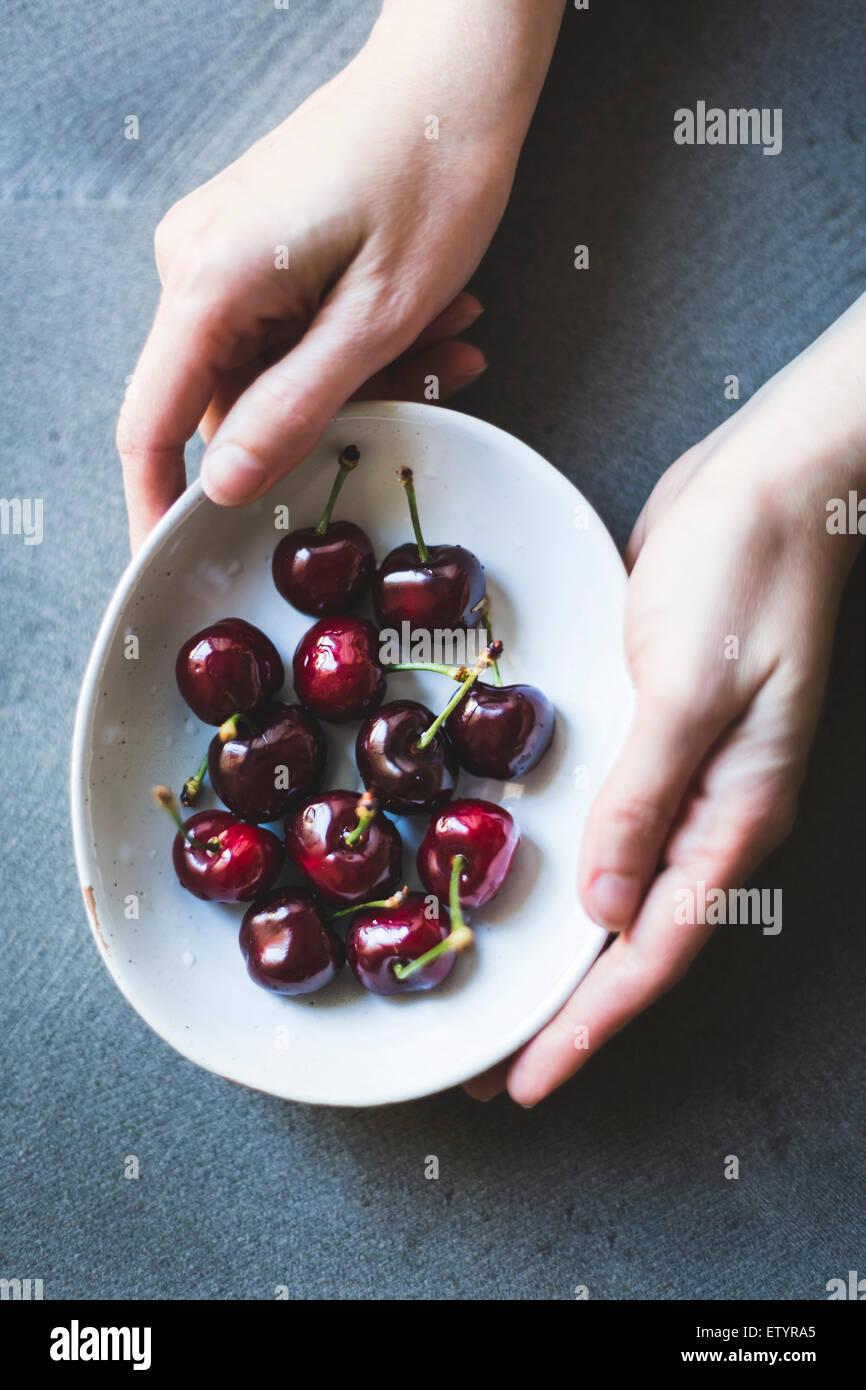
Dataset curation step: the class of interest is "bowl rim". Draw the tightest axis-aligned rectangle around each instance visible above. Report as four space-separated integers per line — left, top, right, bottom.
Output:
70 400 629 1106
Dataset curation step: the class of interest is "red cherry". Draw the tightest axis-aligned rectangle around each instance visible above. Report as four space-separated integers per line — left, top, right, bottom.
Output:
239 888 344 995
155 789 283 903
206 701 326 823
417 798 519 909
292 615 386 722
345 891 457 995
449 681 555 778
285 790 402 908
175 617 283 726
355 699 458 816
272 446 375 617
374 468 485 631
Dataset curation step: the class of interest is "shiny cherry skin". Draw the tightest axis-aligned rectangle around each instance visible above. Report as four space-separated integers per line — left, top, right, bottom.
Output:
272 520 375 618
239 888 344 995
374 542 485 632
175 618 284 726
284 790 402 908
171 810 283 902
449 682 555 779
355 700 458 816
346 892 455 995
208 701 326 823
293 615 386 723
417 798 519 909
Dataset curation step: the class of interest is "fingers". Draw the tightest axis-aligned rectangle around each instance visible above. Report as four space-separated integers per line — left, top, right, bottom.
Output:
199 292 484 503
117 296 227 551
579 691 733 931
407 292 482 350
353 337 487 403
199 290 405 505
462 1056 512 1102
505 866 716 1106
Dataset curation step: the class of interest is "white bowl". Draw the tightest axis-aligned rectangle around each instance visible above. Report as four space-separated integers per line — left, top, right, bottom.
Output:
71 402 633 1106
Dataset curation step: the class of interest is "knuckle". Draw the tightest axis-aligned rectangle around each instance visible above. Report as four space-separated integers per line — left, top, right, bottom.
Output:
608 795 671 847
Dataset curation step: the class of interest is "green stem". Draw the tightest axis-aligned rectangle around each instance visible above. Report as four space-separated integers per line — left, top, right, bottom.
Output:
218 710 259 743
393 854 473 980
398 467 429 564
315 444 360 535
414 641 502 751
480 600 503 687
342 791 377 849
330 886 408 921
180 753 208 807
153 786 220 854
385 661 461 679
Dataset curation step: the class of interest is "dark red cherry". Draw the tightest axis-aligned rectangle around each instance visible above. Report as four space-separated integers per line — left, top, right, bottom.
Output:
292 615 385 722
239 888 344 995
207 701 326 823
417 798 519 909
345 892 458 995
355 700 458 816
274 519 375 617
374 468 485 631
284 790 402 908
272 445 375 617
155 789 283 902
175 617 284 726
449 682 555 779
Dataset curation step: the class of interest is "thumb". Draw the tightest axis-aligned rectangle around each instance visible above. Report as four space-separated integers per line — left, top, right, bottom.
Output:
580 690 732 931
200 291 413 505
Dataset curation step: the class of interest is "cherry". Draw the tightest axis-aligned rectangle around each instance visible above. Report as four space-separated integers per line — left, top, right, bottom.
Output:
355 699 458 816
292 614 386 722
374 467 485 632
449 682 555 779
203 701 326 823
175 617 284 726
239 888 344 995
344 889 472 995
272 444 375 617
356 643 500 814
154 786 283 902
285 790 402 908
417 798 519 909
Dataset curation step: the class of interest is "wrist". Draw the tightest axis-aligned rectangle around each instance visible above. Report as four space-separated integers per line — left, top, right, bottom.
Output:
364 0 565 157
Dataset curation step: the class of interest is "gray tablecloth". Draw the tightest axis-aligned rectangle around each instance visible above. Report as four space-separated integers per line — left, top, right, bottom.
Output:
1 0 863 1299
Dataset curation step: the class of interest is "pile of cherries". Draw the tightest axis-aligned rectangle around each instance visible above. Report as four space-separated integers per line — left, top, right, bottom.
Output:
156 446 555 1000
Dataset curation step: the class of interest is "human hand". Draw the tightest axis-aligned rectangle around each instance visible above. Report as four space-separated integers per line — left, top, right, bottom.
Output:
117 0 565 551
467 292 866 1105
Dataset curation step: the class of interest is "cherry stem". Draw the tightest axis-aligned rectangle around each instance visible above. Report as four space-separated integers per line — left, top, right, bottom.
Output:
153 786 220 855
315 444 360 535
397 466 429 564
180 753 208 808
479 598 503 687
392 854 473 981
218 710 259 744
342 790 378 849
414 641 503 751
330 885 408 921
385 661 461 679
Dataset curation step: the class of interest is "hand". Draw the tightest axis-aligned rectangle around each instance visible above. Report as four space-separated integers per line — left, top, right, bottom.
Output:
116 0 565 550
467 293 866 1105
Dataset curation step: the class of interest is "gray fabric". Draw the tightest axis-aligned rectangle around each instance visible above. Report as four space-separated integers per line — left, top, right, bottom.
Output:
1 0 863 1300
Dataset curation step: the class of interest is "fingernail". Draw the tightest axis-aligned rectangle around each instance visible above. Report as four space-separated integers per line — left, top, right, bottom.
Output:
587 872 642 930
455 362 488 388
519 1103 536 1110
202 444 269 505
